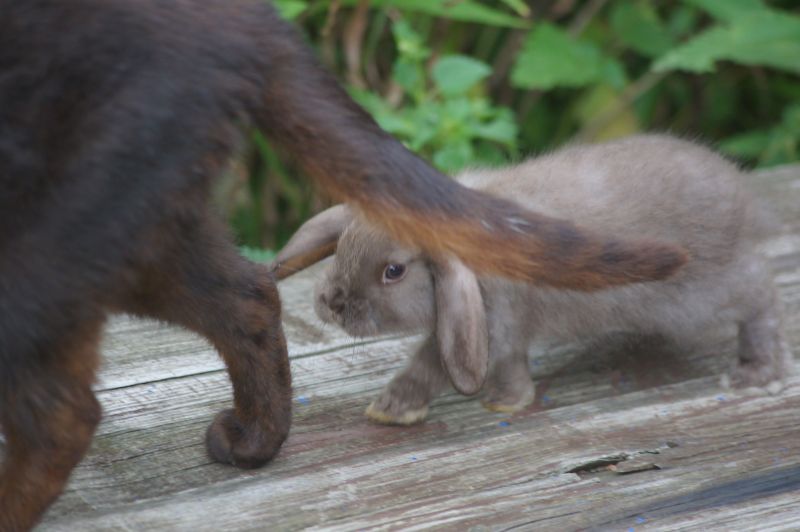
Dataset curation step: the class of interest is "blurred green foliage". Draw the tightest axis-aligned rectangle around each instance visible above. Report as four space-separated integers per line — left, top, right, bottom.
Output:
351 19 518 170
223 0 800 252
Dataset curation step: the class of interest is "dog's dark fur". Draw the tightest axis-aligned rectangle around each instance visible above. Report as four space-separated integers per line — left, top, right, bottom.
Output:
0 1 687 529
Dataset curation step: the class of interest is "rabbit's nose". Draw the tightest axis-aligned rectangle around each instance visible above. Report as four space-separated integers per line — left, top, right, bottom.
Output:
322 288 346 315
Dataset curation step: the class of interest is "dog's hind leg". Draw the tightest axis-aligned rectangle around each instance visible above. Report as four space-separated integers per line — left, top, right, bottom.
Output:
0 319 104 532
119 213 292 469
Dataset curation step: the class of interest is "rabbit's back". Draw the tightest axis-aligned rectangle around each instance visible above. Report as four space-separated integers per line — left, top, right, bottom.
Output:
463 135 752 277
468 135 770 345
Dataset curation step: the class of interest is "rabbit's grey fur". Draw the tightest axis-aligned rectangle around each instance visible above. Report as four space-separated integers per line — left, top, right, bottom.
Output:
308 135 793 424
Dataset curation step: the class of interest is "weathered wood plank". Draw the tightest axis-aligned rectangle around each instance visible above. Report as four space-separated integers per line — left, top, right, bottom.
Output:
41 377 800 531
31 165 800 530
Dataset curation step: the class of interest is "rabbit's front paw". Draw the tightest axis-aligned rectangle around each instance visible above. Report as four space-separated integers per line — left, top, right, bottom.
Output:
365 382 431 425
482 379 535 413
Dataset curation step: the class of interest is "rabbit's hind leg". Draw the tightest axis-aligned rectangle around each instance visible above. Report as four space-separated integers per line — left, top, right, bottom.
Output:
727 293 794 392
720 252 795 392
365 335 448 425
481 350 535 414
480 309 535 413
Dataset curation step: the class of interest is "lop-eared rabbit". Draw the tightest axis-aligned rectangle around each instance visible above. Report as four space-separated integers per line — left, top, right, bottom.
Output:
274 135 793 424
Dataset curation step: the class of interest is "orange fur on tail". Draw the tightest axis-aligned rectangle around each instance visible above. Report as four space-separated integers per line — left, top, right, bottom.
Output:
349 201 688 290
256 23 686 288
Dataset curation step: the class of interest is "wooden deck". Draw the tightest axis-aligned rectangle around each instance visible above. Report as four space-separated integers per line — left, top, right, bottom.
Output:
38 166 800 531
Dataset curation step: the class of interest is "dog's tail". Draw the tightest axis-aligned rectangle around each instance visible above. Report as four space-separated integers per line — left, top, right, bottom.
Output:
252 10 687 290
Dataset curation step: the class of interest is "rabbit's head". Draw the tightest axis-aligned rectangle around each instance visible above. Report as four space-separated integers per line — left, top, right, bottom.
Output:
272 205 490 394
314 220 434 337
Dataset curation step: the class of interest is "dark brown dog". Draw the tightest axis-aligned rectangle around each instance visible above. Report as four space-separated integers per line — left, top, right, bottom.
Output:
0 1 687 529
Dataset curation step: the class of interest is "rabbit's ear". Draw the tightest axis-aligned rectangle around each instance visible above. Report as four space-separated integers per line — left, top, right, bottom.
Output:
270 204 353 280
433 256 489 395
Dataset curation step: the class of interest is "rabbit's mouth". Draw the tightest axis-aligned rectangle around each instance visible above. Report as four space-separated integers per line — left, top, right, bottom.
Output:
338 303 382 338
315 294 381 337
340 314 381 338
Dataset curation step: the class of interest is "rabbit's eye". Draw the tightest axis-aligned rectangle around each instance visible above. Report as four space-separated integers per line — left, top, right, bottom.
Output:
382 263 407 284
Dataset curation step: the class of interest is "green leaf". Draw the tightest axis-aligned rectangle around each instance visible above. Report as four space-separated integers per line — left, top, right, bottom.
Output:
391 18 430 62
441 97 474 122
240 247 276 263
497 0 530 17
393 58 425 94
610 2 674 58
348 87 388 113
682 0 767 22
350 88 414 136
720 104 800 166
471 115 518 144
432 55 491 96
472 144 508 167
433 142 473 172
654 3 800 74
406 121 437 151
511 23 627 90
339 0 529 28
272 0 308 20
719 130 771 158
599 58 627 89
667 5 699 38
376 112 416 137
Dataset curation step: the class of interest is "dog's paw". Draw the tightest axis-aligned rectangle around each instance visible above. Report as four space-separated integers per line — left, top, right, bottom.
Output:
205 409 287 469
